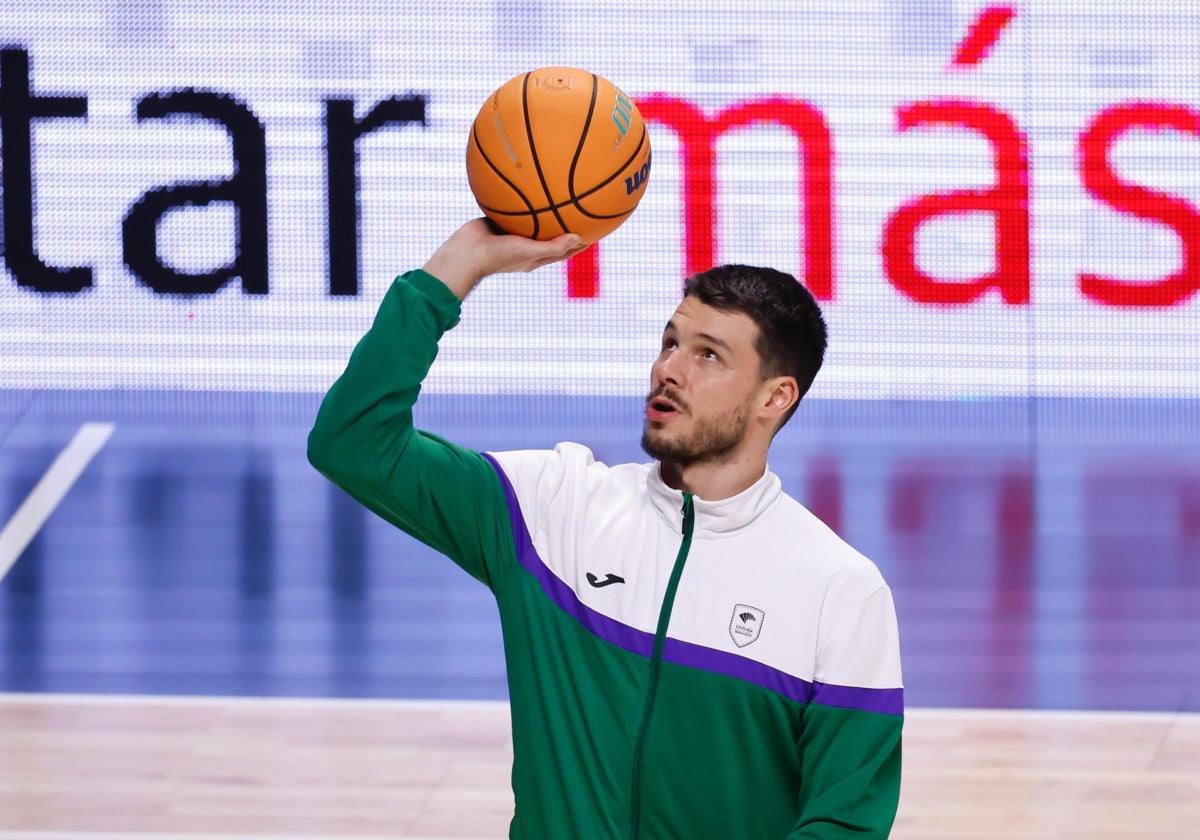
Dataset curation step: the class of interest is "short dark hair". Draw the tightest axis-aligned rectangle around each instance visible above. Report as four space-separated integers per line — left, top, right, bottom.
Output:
683 264 827 425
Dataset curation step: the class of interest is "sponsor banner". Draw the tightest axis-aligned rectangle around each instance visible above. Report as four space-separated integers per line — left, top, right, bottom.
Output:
1 1 1198 396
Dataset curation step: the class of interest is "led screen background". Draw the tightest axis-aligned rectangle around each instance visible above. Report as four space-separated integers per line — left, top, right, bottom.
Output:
2 0 1197 398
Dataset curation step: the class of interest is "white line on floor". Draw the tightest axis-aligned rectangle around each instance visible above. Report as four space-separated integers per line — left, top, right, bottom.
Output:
0 692 1193 723
0 834 495 840
0 692 509 711
0 422 115 579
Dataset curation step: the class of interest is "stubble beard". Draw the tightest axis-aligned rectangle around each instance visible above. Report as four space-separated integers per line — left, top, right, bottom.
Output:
640 403 751 467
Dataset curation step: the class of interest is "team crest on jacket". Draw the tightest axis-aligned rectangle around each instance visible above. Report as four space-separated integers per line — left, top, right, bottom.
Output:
729 604 765 647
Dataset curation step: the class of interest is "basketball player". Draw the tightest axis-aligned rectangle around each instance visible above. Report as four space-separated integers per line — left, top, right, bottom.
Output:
308 219 903 839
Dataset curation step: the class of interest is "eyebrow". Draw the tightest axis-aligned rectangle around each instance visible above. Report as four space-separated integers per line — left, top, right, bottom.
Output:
663 320 734 354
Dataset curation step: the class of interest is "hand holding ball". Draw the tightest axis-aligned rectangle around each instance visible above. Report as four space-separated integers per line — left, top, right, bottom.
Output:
466 67 651 243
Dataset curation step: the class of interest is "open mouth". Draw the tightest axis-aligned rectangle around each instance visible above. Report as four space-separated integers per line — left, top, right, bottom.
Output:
646 394 683 421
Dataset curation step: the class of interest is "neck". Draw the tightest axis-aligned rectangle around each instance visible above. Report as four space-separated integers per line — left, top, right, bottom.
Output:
658 448 769 501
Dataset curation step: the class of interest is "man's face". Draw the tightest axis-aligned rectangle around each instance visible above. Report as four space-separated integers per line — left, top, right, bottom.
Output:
641 296 765 466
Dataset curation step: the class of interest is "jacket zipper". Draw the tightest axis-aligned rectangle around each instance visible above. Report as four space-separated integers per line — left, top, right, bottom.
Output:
629 493 695 840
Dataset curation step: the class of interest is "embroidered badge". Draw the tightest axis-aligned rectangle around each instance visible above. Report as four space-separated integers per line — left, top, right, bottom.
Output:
729 604 765 647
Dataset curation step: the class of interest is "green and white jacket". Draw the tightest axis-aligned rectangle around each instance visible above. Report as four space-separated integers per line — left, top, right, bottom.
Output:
308 269 904 840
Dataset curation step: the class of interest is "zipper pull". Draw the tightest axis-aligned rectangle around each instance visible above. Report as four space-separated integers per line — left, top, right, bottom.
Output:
680 493 694 536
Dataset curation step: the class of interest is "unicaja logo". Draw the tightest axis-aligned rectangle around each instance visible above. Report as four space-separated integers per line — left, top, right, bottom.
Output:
729 604 765 648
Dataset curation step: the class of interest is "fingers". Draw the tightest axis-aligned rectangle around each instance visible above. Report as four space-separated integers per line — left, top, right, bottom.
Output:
520 236 589 272
553 233 588 253
426 220 592 297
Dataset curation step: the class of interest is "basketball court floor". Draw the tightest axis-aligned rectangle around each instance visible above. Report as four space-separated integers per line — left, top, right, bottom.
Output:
1 388 1198 837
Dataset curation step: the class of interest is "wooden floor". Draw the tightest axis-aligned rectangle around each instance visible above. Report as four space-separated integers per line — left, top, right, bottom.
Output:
0 695 1197 839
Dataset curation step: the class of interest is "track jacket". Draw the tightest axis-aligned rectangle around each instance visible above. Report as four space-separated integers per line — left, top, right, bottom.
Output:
307 269 904 839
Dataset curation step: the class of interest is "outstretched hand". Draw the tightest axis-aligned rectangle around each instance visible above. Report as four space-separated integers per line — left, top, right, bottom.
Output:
423 219 591 301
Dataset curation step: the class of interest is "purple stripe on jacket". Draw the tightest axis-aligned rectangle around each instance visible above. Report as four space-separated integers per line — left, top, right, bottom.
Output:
482 454 903 716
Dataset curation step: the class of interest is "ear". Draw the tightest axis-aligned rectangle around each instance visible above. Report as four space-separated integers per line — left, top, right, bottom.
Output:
758 375 799 424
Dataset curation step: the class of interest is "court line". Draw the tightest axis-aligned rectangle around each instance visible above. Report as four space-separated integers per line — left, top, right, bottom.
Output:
0 422 115 580
0 692 1194 723
0 835 492 840
0 692 510 712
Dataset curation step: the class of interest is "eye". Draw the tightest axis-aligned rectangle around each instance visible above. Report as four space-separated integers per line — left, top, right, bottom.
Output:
662 337 678 351
701 347 720 361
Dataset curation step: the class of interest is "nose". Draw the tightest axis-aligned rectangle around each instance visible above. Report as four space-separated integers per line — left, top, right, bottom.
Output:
652 347 685 390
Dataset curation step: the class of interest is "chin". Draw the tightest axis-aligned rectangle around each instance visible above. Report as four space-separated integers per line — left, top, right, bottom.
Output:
640 427 668 461
641 427 683 463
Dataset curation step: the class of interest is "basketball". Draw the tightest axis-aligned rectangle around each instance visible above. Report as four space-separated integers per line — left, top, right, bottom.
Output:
466 67 651 243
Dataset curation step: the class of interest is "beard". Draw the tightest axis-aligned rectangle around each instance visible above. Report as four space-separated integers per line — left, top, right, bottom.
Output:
640 394 751 467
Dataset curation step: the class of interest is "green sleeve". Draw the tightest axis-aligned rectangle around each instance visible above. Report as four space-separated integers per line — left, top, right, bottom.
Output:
786 705 903 838
306 269 517 588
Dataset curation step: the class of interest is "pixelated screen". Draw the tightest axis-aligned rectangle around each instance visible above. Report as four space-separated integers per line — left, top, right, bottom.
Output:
2 0 1198 398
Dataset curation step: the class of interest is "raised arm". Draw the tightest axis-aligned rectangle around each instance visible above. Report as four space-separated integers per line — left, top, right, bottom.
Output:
307 220 585 584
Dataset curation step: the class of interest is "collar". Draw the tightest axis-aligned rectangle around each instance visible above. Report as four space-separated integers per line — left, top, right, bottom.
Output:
645 462 782 538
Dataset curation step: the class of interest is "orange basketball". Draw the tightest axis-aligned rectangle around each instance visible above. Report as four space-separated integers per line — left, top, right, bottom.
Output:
466 67 651 243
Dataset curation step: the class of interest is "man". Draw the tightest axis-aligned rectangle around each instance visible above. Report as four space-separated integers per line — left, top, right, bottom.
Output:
308 219 903 839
